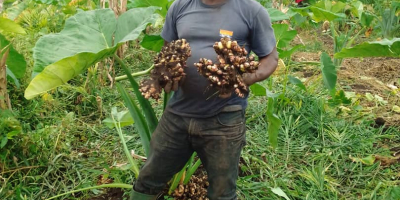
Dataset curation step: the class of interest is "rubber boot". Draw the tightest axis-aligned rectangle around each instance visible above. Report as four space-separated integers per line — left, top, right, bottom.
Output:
130 189 158 200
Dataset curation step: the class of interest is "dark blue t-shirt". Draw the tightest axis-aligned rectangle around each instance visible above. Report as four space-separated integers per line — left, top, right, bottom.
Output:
161 0 276 118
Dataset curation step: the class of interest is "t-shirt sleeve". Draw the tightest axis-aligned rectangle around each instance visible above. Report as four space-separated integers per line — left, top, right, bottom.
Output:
249 7 277 57
161 0 180 42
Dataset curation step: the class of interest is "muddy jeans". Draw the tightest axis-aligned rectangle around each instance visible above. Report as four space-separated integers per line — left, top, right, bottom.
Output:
132 105 246 200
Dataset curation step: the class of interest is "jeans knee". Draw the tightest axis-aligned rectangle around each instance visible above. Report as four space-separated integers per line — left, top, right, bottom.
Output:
207 175 237 200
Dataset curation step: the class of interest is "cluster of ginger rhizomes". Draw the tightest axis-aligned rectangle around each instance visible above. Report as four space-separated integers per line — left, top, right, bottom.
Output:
173 175 209 200
194 37 259 98
139 39 191 99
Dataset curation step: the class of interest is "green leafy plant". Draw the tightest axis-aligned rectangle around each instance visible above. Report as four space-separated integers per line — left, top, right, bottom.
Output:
0 110 22 149
291 0 346 23
334 38 400 58
128 0 173 18
375 1 400 38
25 7 161 99
320 52 337 94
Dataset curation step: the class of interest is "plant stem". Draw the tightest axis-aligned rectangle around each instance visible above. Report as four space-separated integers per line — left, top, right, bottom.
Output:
45 183 133 200
0 48 10 110
183 159 202 185
115 65 154 81
112 115 140 177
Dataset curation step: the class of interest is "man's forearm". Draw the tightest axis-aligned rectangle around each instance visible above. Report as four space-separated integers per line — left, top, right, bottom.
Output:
243 47 279 86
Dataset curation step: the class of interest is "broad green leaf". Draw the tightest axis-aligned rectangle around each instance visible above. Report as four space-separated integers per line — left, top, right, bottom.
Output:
103 109 134 129
360 12 374 27
334 38 400 58
277 45 303 58
313 0 346 13
273 24 297 49
266 8 289 22
32 9 117 76
128 0 170 17
320 52 337 92
290 7 310 17
288 75 306 91
140 34 164 52
0 34 26 79
266 97 281 150
309 6 346 22
0 137 8 149
270 187 290 200
330 1 346 13
25 51 114 99
250 83 266 96
26 7 160 99
5 1 27 20
116 84 151 156
0 17 26 34
350 1 364 18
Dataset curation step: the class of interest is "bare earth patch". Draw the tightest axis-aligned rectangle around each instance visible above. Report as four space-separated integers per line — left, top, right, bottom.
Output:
291 50 400 126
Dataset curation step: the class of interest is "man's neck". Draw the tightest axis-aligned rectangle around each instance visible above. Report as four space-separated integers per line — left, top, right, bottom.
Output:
201 0 228 6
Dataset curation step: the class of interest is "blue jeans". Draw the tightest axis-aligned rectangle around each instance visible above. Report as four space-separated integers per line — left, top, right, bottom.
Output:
131 105 246 200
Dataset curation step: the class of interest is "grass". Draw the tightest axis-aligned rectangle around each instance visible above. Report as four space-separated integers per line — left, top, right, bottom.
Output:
239 79 400 199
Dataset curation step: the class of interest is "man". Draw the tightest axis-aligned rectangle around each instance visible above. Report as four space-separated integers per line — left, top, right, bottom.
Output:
131 0 278 199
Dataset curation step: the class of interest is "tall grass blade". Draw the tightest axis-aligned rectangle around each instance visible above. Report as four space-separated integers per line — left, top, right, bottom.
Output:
114 54 158 134
116 83 151 156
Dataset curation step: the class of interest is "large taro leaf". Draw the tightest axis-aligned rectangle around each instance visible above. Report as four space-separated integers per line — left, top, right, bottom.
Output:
25 7 159 99
309 7 346 22
309 0 346 22
140 34 164 52
266 8 289 22
273 24 297 49
128 0 171 17
0 17 26 34
0 34 26 79
5 1 28 20
320 52 337 92
334 38 400 58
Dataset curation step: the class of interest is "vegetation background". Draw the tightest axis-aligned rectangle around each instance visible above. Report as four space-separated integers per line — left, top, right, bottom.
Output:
0 0 399 199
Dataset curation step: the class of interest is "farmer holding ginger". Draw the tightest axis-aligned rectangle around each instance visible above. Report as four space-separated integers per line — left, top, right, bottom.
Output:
131 0 278 199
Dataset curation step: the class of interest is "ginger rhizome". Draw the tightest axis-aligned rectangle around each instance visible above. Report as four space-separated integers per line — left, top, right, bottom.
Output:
139 39 191 99
194 37 259 98
172 175 209 200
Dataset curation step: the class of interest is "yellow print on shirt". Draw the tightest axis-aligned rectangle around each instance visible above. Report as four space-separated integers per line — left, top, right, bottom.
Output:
219 29 233 38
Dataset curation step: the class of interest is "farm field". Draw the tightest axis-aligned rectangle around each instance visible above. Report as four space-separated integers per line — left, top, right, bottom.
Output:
0 0 399 200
